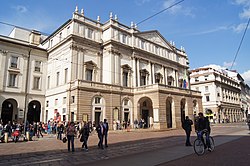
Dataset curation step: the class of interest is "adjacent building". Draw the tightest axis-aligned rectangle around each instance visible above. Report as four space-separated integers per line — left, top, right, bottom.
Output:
190 66 248 123
0 7 202 129
0 28 47 125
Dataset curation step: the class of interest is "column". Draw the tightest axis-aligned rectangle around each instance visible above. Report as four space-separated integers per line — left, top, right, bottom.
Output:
77 51 83 80
137 59 140 86
149 61 152 85
132 57 137 87
152 63 155 84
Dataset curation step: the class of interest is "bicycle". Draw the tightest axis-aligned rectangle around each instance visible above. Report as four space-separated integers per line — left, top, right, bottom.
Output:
193 129 215 156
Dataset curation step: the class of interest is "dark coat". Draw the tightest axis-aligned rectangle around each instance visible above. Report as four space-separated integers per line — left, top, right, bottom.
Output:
182 119 193 131
197 117 210 132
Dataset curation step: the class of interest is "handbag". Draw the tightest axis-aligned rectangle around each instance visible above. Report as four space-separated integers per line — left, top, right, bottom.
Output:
80 135 84 142
62 136 67 143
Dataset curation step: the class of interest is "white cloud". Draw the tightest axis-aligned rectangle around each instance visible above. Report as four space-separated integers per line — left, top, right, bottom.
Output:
135 0 151 5
241 70 250 85
232 23 249 33
163 0 194 17
202 64 226 71
223 61 237 69
12 5 28 13
233 0 250 18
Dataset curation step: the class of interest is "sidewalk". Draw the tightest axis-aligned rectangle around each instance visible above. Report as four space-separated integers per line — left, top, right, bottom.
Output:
0 123 248 166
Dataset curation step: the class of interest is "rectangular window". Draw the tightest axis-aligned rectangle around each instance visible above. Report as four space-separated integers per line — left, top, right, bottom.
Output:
122 34 127 44
56 72 60 86
204 75 208 81
9 73 17 87
46 101 49 107
206 96 210 102
87 28 93 38
123 72 128 87
62 108 66 114
63 97 67 104
47 76 50 89
196 87 199 91
86 69 93 81
50 39 53 47
140 75 146 86
71 96 75 103
64 68 68 84
67 26 70 35
95 97 101 104
141 40 145 49
34 61 41 72
33 77 40 89
55 99 58 106
217 93 220 97
195 77 199 82
59 32 62 41
10 56 18 68
205 86 209 92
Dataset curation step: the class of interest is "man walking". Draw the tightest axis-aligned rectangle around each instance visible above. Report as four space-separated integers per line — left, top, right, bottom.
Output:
103 119 109 148
182 116 193 146
96 121 104 149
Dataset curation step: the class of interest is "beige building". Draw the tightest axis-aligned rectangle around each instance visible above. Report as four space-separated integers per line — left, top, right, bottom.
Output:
41 7 202 129
0 28 47 125
0 7 202 130
190 67 244 123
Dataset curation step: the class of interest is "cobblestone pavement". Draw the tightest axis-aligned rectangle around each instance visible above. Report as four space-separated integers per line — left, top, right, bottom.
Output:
0 123 248 166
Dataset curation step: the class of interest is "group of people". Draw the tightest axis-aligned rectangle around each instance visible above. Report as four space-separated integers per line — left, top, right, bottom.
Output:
65 119 109 152
182 112 212 151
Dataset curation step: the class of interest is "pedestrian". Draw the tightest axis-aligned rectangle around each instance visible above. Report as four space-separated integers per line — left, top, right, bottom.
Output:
57 123 64 140
96 121 104 149
103 119 109 148
182 116 193 146
247 118 250 130
37 122 43 138
79 121 90 151
66 122 76 152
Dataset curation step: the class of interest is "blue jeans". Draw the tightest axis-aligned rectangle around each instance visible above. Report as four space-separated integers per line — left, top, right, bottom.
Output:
67 135 75 152
198 131 211 148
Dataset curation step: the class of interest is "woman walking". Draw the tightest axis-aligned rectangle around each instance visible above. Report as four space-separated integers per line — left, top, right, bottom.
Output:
66 122 76 152
79 121 90 151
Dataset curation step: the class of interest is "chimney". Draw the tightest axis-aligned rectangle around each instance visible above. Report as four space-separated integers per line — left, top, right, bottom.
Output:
29 30 41 45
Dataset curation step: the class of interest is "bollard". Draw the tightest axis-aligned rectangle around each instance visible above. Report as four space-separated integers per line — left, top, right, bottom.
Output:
4 132 8 143
26 131 30 141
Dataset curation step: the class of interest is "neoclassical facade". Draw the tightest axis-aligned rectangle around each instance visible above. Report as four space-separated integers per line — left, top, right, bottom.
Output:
190 67 244 123
0 7 202 129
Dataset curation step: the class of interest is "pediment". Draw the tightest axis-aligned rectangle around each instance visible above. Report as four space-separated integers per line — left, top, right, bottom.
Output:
135 30 174 50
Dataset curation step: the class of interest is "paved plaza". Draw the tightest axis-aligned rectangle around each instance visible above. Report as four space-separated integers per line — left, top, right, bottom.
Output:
0 123 249 166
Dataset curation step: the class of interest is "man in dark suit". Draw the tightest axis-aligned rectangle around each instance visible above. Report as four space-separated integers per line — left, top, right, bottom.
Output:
103 119 109 148
96 121 104 149
182 116 193 146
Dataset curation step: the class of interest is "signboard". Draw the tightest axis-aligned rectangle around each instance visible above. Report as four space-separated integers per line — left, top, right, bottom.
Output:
18 109 24 119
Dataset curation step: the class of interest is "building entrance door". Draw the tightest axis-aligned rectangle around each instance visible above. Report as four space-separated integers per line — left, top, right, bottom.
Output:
95 112 101 127
1 101 13 125
142 109 149 128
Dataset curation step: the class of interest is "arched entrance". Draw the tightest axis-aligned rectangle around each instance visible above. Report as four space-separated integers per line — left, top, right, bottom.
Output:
27 100 41 124
138 97 153 128
122 98 132 128
166 97 172 128
180 99 186 123
1 99 18 125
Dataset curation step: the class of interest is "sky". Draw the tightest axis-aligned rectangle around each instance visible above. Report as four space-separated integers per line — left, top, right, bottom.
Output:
0 0 249 84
